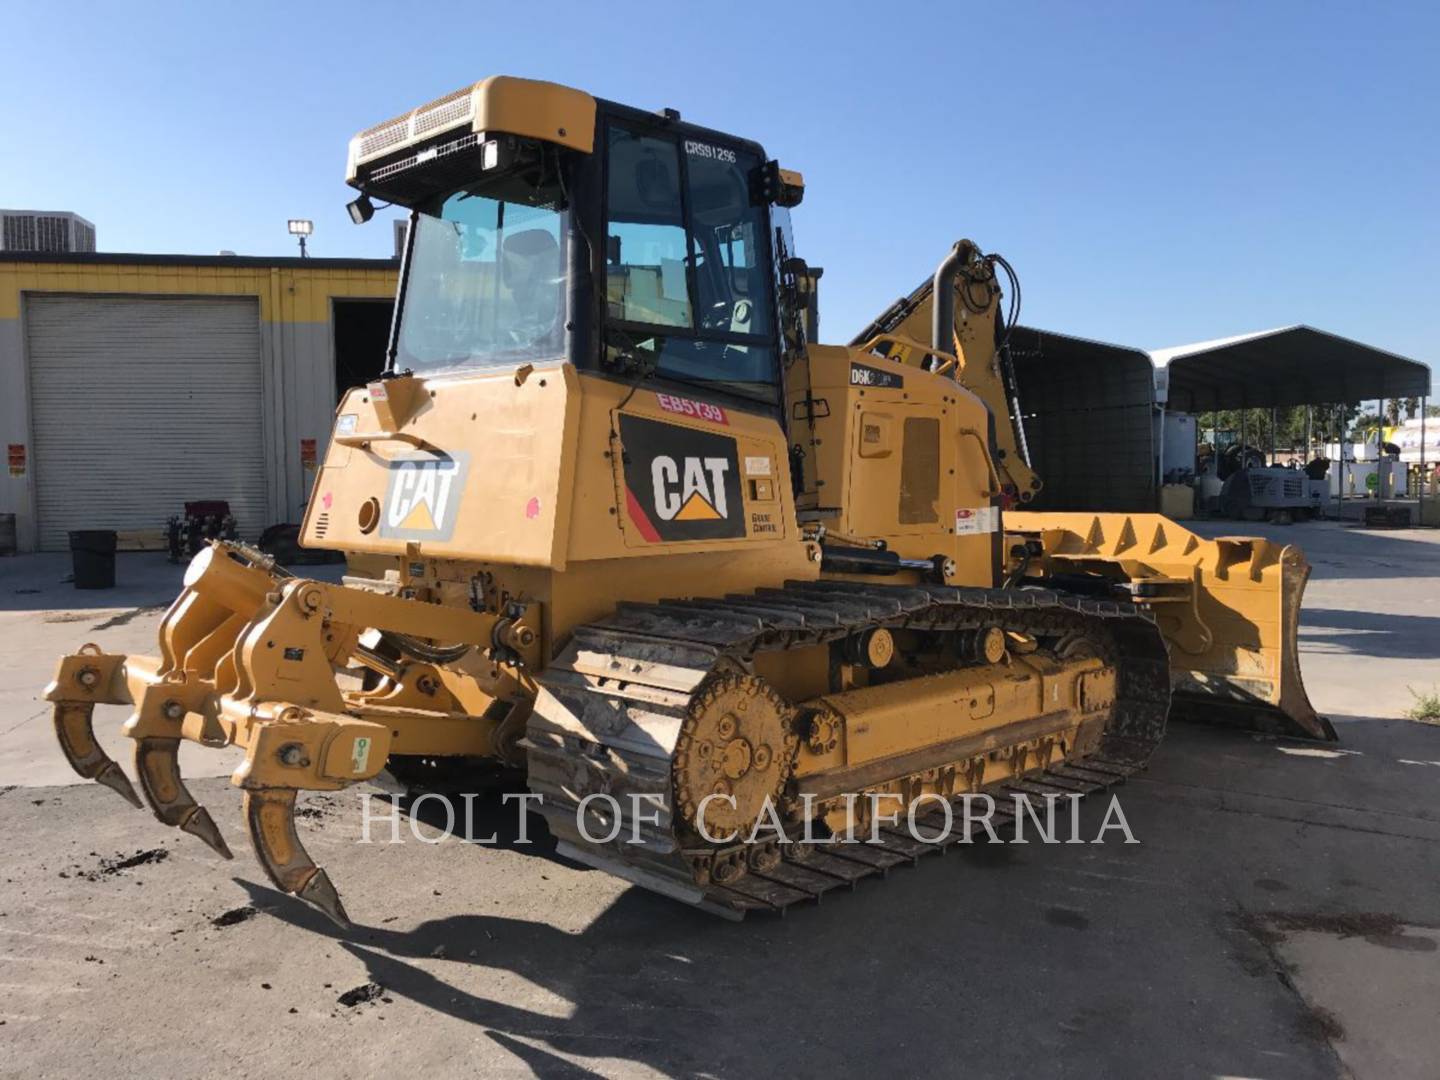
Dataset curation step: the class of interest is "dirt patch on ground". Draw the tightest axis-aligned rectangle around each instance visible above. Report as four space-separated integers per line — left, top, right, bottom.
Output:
1263 910 1436 951
1237 908 1436 953
293 794 337 821
1234 908 1440 1049
211 905 259 928
1046 907 1091 930
64 848 170 882
1295 1004 1347 1044
1266 911 1406 940
337 982 385 1007
90 604 167 631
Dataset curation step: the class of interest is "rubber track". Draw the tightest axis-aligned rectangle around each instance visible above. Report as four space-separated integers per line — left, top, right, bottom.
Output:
524 581 1171 917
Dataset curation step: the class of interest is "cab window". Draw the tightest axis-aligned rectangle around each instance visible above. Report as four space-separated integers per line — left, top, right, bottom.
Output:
604 123 777 403
685 143 772 338
605 129 690 328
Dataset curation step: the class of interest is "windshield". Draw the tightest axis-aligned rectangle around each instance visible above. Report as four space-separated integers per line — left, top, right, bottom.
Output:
395 185 567 374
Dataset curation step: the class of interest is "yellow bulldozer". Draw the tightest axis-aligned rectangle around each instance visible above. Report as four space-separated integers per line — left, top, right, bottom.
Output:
45 76 1329 926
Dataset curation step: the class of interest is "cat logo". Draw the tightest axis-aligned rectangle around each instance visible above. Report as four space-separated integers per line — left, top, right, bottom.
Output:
651 456 731 521
618 414 745 543
379 452 470 541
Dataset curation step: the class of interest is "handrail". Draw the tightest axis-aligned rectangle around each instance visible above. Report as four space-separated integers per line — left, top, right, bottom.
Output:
854 332 959 375
334 430 436 451
958 427 1002 498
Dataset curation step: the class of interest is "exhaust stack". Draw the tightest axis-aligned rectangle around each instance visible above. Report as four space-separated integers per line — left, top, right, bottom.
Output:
931 238 978 354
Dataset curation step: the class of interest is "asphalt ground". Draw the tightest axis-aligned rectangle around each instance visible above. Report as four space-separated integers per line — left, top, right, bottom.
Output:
1 520 1437 1079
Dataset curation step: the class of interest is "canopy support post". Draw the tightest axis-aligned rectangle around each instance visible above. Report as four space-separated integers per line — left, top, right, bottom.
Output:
1339 405 1348 521
1421 396 1428 527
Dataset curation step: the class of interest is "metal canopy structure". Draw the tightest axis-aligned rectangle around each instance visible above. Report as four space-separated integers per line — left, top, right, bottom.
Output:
1009 326 1157 511
1153 325 1432 411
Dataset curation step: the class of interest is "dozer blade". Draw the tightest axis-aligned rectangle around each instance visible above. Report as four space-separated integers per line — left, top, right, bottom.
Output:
1007 511 1335 742
245 789 349 928
52 701 143 808
134 736 233 859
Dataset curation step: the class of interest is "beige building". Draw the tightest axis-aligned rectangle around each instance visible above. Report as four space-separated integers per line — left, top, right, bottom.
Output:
0 252 397 551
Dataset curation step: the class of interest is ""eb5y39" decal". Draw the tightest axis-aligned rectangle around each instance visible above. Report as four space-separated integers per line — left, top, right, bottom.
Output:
379 452 470 541
618 415 745 543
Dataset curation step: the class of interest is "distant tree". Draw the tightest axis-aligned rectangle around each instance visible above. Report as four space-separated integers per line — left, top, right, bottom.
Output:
1352 412 1385 439
1386 397 1421 424
1196 404 1372 456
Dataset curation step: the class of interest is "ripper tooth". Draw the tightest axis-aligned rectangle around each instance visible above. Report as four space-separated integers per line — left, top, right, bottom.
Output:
46 646 143 809
52 700 142 809
133 737 233 860
245 789 349 927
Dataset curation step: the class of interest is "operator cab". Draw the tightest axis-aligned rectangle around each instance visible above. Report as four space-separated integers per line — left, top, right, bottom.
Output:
346 77 805 413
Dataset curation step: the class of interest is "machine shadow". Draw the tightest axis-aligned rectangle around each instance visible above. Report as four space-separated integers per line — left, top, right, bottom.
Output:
232 752 1324 1080
1233 526 1440 582
236 876 739 1076
379 777 591 871
1297 607 1440 662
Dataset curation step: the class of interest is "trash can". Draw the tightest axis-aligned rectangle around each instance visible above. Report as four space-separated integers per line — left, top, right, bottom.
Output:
69 530 117 589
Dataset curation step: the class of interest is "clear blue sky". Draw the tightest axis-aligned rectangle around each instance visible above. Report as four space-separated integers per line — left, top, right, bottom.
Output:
4 0 1435 366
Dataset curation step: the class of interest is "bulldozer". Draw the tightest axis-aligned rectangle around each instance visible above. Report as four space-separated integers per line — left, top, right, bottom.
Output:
848 252 1330 742
44 76 1328 927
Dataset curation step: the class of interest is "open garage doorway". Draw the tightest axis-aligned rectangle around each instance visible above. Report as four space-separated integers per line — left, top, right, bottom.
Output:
332 298 394 402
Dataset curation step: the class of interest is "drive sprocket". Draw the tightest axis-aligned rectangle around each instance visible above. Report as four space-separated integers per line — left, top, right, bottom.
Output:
671 673 797 837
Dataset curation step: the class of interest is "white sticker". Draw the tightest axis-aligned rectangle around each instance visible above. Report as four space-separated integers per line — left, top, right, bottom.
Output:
684 139 737 163
336 413 358 435
955 506 999 535
351 736 372 774
744 455 772 477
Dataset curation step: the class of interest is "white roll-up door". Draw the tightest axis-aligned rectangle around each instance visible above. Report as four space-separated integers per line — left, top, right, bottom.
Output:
25 295 268 550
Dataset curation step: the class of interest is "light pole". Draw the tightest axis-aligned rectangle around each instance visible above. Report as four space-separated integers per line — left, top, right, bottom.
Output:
287 219 313 258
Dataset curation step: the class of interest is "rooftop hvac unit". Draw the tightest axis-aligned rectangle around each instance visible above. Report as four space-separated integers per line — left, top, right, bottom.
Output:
0 210 97 252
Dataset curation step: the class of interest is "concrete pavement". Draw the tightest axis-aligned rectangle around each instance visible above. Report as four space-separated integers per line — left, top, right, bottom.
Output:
1 523 1437 1078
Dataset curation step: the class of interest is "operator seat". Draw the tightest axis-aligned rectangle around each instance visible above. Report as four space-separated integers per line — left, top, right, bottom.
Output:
501 228 561 337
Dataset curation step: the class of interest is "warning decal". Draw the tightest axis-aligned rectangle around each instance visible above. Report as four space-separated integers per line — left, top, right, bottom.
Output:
955 506 1000 535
